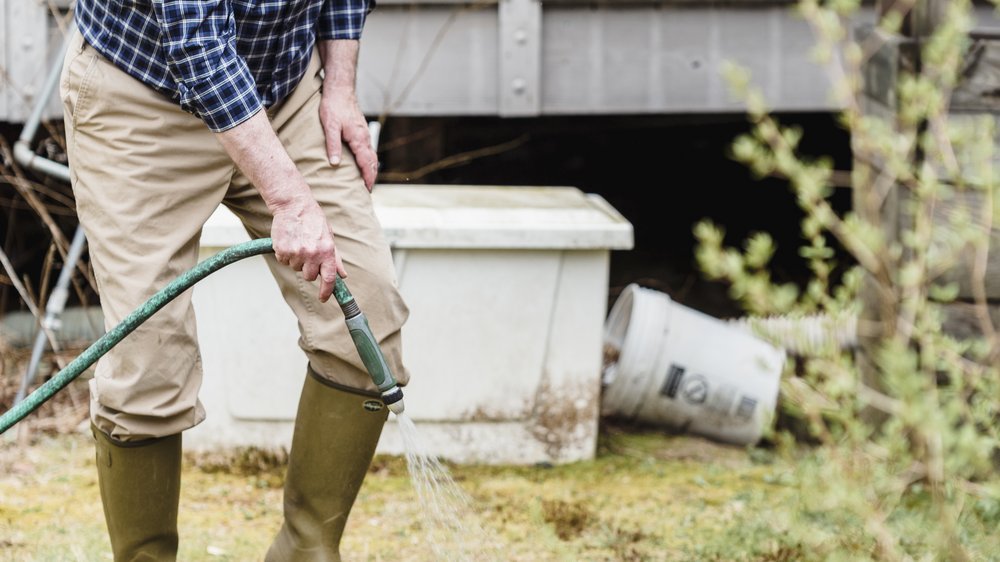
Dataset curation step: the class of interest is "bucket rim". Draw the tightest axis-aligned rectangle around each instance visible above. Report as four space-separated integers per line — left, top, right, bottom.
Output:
601 283 675 418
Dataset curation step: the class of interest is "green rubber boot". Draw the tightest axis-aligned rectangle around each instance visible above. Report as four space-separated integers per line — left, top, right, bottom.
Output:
92 426 181 562
266 368 389 562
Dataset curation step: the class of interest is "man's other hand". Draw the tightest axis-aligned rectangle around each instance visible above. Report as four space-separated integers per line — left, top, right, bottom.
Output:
320 86 378 191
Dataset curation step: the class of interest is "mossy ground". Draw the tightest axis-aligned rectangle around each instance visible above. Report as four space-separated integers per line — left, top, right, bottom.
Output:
0 423 811 562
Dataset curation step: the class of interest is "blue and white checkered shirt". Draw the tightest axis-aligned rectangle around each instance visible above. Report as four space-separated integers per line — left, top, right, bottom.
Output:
75 0 374 132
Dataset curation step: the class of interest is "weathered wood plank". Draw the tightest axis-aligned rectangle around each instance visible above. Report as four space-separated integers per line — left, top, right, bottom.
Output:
930 112 999 187
941 300 1000 341
925 188 1000 301
952 38 1000 112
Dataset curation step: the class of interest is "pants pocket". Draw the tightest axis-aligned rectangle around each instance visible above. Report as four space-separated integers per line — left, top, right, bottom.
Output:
61 39 99 132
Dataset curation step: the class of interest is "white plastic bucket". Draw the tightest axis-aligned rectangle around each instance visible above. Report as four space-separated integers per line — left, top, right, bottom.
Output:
601 283 786 446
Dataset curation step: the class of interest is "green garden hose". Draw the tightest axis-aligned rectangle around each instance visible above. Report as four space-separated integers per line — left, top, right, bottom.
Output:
0 237 404 435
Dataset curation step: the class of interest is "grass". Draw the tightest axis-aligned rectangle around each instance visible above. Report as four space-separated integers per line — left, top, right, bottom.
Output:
0 423 806 562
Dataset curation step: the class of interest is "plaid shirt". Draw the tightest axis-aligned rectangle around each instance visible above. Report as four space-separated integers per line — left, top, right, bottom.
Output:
75 0 374 132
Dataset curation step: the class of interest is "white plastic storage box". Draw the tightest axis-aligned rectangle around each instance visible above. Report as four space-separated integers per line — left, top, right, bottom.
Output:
187 184 634 464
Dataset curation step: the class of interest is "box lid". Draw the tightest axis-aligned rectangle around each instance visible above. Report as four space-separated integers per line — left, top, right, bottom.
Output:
202 184 635 250
372 184 634 250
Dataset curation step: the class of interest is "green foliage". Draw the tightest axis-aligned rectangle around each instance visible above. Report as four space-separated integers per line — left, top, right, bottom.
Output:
697 1 1000 560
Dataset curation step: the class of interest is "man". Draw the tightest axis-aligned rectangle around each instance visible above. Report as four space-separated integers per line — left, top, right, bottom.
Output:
60 0 409 560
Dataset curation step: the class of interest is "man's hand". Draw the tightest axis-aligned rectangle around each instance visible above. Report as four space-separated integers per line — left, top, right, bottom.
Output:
271 196 347 303
216 110 347 303
320 86 378 191
318 39 377 191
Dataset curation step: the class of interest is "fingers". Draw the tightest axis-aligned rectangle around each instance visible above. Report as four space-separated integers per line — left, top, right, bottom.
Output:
335 252 347 280
275 249 305 272
317 253 348 303
348 134 378 191
285 252 338 304
271 201 348 303
325 121 343 166
279 249 340 304
323 100 378 189
302 261 320 282
318 262 336 303
272 235 327 276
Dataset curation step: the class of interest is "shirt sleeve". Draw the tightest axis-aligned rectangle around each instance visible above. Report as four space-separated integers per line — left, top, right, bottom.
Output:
317 0 376 41
153 0 263 132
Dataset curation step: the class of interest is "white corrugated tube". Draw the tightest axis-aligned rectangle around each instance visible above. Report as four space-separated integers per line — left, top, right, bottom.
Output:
725 310 859 357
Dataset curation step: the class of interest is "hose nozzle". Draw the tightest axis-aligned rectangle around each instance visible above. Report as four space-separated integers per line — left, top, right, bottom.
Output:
381 386 405 415
333 278 405 415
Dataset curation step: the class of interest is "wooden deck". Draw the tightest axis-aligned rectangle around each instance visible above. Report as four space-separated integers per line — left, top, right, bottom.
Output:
2 1 997 123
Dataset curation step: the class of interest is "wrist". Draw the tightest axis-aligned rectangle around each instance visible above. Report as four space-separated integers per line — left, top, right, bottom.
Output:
318 39 359 90
215 111 314 215
322 83 357 97
265 179 314 216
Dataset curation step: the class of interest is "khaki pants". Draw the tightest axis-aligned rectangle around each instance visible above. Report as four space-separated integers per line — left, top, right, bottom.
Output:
60 30 409 442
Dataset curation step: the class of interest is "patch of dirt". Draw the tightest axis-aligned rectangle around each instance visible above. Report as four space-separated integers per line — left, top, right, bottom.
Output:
540 498 594 541
186 446 287 475
607 526 649 562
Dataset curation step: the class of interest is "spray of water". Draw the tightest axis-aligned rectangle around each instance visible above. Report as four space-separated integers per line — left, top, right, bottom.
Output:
395 412 503 561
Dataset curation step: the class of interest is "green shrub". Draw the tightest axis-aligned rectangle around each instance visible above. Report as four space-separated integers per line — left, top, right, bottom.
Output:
695 1 1000 559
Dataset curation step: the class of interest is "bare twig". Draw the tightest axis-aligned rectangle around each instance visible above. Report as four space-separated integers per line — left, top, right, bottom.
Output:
0 220 73 379
1 205 16 307
0 246 40 318
378 135 529 182
379 125 441 153
1 141 97 293
0 140 70 253
754 167 854 189
39 243 56 308
45 0 74 37
857 0 918 65
0 172 77 210
0 196 77 217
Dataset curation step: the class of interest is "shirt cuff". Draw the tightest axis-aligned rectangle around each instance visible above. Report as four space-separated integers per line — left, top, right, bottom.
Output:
317 0 375 41
175 50 264 132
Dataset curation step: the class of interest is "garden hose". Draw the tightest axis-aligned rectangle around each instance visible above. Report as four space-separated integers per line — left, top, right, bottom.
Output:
0 237 404 435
